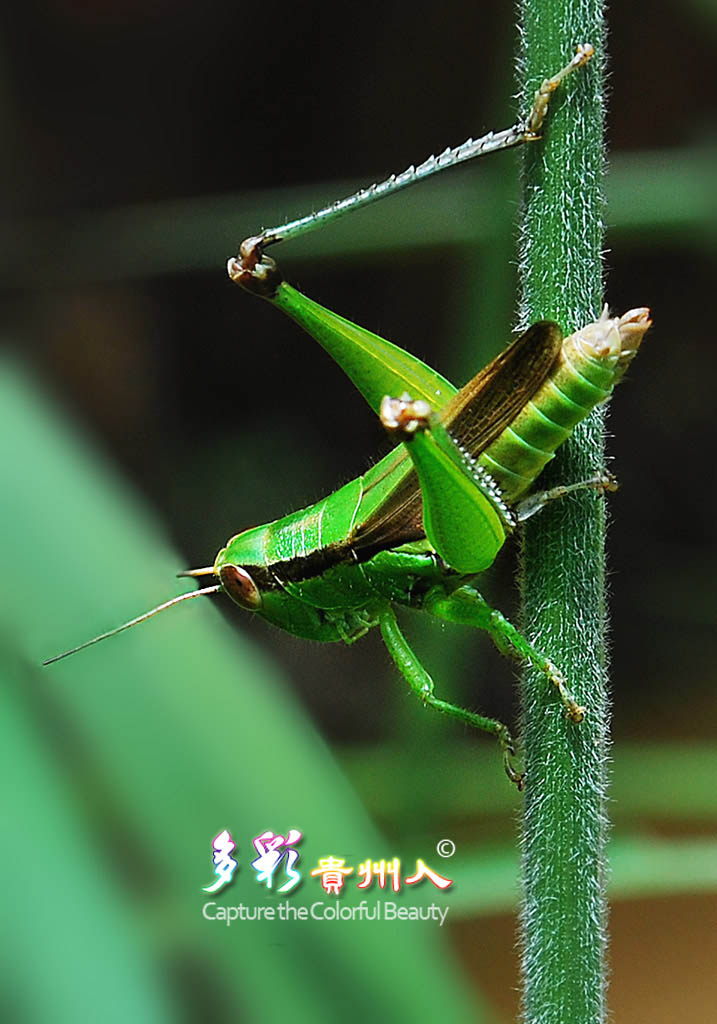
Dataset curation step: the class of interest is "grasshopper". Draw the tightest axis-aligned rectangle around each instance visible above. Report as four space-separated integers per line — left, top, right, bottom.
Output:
45 45 651 785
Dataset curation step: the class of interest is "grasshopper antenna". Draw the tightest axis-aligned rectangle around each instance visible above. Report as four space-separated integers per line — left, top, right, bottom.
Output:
43 584 221 666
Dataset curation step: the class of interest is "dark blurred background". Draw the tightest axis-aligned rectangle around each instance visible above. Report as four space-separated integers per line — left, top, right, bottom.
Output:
1 2 716 1022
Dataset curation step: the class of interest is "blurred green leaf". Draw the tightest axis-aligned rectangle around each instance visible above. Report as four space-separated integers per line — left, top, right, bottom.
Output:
0 357 493 1024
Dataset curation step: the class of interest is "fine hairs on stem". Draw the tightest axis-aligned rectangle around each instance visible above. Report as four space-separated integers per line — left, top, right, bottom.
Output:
515 5 610 1024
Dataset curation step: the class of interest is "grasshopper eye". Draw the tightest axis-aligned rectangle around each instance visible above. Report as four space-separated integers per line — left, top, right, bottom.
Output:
219 564 262 610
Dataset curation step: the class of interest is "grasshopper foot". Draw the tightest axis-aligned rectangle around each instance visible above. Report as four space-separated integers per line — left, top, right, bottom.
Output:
526 43 595 137
546 660 586 723
494 724 525 790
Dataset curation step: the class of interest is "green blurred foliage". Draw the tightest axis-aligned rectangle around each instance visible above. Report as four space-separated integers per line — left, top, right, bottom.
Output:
0 360 490 1024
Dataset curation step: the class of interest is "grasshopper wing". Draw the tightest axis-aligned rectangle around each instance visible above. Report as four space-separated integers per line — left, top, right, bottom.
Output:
352 321 563 555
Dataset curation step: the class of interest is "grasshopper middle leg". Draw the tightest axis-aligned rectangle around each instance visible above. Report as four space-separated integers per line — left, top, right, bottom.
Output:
423 583 586 724
515 471 618 523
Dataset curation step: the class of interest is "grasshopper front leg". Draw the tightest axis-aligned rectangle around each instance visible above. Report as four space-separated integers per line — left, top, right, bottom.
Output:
378 605 525 788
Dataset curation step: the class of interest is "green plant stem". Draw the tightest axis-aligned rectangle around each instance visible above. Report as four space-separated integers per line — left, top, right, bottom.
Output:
516 5 608 1024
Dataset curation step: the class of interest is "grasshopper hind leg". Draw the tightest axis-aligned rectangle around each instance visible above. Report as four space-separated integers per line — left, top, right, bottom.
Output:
378 606 524 788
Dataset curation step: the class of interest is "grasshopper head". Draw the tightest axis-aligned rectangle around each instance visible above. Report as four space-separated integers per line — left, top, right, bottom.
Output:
214 525 351 643
213 525 267 612
216 563 262 611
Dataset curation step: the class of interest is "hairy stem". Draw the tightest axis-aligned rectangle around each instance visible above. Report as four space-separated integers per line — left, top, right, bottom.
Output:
515 4 609 1024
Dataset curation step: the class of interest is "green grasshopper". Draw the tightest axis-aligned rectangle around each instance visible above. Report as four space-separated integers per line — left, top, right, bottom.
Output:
45 45 651 785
